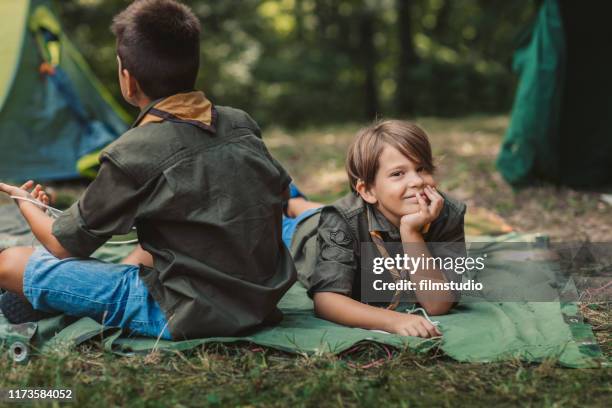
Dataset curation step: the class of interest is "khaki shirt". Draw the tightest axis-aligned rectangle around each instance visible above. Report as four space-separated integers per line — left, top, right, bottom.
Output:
291 192 466 300
52 92 297 339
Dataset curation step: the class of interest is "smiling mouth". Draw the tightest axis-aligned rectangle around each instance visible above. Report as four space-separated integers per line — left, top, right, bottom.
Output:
404 192 430 202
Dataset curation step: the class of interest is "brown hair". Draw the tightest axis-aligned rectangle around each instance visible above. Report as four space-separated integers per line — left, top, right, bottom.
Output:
345 120 435 192
111 0 201 100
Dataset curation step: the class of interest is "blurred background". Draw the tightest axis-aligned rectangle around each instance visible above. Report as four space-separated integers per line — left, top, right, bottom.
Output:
1 0 610 242
59 0 536 127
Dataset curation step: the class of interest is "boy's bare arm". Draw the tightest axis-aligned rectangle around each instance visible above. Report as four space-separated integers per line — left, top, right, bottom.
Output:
313 291 441 338
400 186 455 315
400 231 455 315
0 182 72 259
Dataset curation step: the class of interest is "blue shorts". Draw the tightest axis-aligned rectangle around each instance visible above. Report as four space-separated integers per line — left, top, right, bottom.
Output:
23 248 172 340
282 207 321 248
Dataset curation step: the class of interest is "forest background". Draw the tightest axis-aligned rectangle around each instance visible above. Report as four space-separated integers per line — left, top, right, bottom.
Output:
59 0 537 127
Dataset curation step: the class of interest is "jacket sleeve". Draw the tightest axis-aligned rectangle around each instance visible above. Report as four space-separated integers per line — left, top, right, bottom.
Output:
51 156 146 258
308 207 357 298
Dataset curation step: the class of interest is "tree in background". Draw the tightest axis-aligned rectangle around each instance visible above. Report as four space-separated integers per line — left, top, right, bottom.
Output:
58 0 536 127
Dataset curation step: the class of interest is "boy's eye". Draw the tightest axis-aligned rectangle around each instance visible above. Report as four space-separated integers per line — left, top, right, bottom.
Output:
390 171 404 177
416 166 425 173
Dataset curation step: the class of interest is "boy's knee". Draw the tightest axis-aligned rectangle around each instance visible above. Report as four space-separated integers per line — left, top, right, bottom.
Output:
0 247 34 283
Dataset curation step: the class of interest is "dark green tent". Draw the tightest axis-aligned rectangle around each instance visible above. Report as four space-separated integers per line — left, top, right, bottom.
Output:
0 0 129 182
497 0 612 189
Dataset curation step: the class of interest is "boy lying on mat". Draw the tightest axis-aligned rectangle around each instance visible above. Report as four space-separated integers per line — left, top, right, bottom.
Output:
282 121 466 338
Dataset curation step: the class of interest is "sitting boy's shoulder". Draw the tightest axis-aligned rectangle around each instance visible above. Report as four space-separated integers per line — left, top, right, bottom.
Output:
100 122 182 182
99 104 265 183
211 105 262 139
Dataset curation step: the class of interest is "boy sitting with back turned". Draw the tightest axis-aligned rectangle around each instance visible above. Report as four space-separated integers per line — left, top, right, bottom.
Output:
0 0 296 340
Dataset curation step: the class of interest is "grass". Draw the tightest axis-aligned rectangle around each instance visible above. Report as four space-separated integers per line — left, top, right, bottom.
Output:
1 115 611 407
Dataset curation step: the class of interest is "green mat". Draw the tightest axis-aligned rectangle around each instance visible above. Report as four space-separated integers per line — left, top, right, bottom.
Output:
0 208 606 368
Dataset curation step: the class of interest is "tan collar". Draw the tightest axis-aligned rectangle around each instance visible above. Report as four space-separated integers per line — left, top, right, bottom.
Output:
135 91 216 133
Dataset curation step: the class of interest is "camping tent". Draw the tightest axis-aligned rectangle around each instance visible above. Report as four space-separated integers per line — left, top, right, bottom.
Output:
0 0 129 182
496 0 612 189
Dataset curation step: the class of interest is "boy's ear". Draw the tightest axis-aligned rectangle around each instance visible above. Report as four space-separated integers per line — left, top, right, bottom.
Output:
355 180 377 205
117 58 142 100
123 69 141 99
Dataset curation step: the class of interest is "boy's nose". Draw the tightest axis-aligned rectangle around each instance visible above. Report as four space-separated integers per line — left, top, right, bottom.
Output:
407 172 424 188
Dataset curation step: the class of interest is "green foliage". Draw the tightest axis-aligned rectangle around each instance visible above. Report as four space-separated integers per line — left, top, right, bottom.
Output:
56 0 536 127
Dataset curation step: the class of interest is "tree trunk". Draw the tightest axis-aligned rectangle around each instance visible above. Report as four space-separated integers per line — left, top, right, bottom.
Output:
360 9 379 119
396 0 418 115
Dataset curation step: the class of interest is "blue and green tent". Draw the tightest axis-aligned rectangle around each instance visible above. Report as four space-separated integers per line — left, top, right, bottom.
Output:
497 0 612 189
0 0 129 182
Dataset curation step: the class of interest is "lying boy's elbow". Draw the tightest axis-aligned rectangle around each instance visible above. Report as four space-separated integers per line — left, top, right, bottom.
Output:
312 293 326 317
313 292 339 318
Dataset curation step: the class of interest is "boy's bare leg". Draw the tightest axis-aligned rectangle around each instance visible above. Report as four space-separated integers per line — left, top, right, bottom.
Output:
0 247 35 297
121 244 154 267
286 197 324 218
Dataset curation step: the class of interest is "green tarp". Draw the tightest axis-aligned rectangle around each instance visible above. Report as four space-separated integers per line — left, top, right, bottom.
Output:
0 0 129 182
0 205 606 368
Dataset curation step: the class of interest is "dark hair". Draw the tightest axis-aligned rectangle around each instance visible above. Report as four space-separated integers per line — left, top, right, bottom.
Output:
111 0 201 99
346 120 436 192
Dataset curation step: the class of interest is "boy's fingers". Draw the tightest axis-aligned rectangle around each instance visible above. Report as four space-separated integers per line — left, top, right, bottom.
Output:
427 187 444 215
429 186 444 201
417 324 430 338
406 327 419 337
20 180 34 190
427 185 442 201
423 321 440 337
416 191 429 215
425 186 441 205
0 183 15 193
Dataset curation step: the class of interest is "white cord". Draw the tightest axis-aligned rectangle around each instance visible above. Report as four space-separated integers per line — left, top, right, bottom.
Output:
10 195 63 217
9 195 138 245
407 307 440 326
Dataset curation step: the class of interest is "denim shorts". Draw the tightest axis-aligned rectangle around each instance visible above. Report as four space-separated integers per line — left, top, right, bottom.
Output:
282 207 322 248
23 248 172 340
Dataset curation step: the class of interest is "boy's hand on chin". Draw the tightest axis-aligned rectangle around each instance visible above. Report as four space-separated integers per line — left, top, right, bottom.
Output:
400 185 444 236
386 311 442 338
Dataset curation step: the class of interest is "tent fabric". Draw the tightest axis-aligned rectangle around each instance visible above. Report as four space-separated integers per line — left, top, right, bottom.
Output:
0 0 129 182
497 0 612 188
0 1 30 111
0 206 605 368
496 0 564 186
